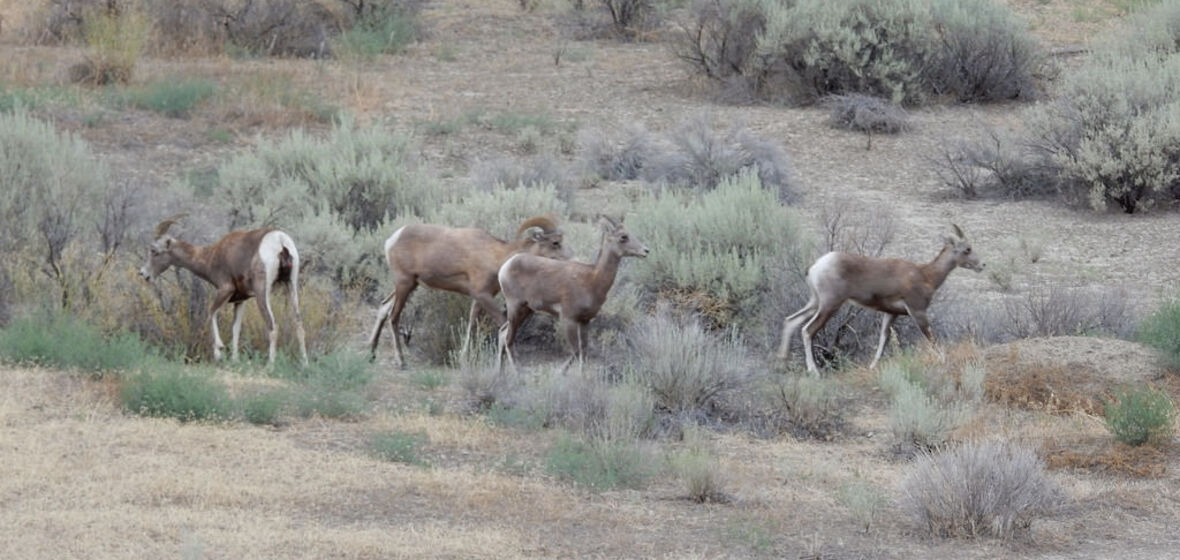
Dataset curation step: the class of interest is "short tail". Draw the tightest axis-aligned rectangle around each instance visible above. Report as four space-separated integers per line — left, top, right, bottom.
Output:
276 247 294 284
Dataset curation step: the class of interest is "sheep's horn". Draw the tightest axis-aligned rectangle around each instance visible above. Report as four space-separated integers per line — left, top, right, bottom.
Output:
154 213 189 237
516 213 560 238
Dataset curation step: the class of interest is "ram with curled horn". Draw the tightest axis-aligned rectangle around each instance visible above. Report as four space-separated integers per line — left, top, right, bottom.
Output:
369 213 570 368
140 215 308 366
777 223 984 375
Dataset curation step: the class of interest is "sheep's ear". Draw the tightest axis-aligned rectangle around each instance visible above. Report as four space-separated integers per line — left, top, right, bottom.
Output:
529 229 544 242
951 223 966 240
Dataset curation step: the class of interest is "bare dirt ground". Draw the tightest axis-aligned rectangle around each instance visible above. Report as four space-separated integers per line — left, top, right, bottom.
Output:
3 0 1180 558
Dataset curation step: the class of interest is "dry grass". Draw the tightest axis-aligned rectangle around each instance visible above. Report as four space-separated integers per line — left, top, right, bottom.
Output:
985 358 1105 415
1042 437 1172 478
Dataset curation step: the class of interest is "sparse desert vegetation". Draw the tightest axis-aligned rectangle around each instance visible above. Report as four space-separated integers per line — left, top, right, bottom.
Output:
1 0 1180 558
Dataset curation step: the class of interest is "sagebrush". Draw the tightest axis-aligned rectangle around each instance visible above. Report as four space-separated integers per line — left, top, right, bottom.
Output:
899 441 1065 539
676 0 1042 105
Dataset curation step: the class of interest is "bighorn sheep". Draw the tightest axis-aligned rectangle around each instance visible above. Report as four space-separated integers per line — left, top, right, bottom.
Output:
777 225 983 375
497 216 649 372
369 215 568 367
140 215 309 367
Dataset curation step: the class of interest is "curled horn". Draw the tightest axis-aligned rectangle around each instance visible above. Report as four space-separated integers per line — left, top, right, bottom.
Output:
516 213 560 239
154 213 189 238
951 223 966 240
597 214 620 231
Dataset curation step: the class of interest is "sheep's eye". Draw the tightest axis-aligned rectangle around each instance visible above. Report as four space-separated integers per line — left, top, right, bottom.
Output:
964 248 971 254
620 235 629 242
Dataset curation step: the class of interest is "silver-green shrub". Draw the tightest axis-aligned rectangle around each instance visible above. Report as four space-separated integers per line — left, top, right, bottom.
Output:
677 0 1041 105
580 115 797 199
962 1 1180 212
218 117 439 288
630 170 806 329
625 308 755 418
767 374 843 439
1022 54 1180 213
879 356 979 450
0 109 135 311
0 109 107 256
899 441 1065 539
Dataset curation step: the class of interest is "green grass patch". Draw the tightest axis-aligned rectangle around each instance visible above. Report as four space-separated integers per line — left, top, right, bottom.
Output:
545 434 653 492
410 369 448 390
239 389 288 425
121 364 232 422
482 111 564 134
109 78 217 118
334 9 417 61
265 350 374 419
0 314 155 377
369 430 429 466
484 402 548 431
0 85 84 113
416 108 572 137
0 87 42 112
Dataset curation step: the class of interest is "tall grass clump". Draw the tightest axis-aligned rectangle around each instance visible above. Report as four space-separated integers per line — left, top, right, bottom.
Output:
899 441 1065 539
631 169 807 333
669 427 727 503
676 0 1041 105
121 364 233 422
73 5 151 85
626 309 754 419
217 117 436 291
1104 387 1176 446
1138 296 1180 369
0 314 154 376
